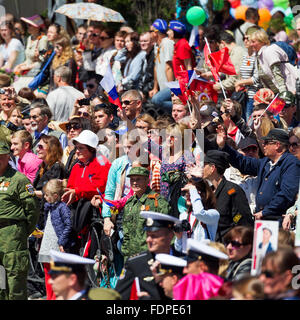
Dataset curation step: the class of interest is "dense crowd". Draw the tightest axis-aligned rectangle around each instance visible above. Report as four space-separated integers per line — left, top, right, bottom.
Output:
0 1 300 301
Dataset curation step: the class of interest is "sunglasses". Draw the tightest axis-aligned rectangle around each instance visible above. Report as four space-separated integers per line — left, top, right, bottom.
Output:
37 144 44 150
261 270 275 278
91 33 100 37
262 140 277 146
121 100 138 105
100 36 110 41
289 142 300 148
78 111 89 117
225 240 244 248
243 36 249 41
86 83 95 89
66 123 82 131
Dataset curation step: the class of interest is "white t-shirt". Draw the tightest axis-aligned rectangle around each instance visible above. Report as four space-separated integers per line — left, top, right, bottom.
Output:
155 37 174 90
46 86 85 122
0 38 25 69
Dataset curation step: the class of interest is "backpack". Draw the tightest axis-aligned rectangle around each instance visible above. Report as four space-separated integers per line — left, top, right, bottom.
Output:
274 41 298 66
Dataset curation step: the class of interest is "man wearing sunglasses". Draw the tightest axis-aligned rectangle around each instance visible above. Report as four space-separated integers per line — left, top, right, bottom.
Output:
217 126 300 226
120 90 143 125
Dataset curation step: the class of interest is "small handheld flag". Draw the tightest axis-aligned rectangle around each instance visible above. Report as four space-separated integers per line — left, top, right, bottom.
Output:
100 65 122 110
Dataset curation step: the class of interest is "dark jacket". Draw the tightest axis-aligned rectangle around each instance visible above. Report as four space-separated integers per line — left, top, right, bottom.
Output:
215 177 254 241
44 201 75 248
226 255 252 281
223 145 300 221
115 251 170 300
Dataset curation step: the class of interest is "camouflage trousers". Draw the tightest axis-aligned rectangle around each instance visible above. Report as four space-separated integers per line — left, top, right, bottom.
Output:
0 221 29 300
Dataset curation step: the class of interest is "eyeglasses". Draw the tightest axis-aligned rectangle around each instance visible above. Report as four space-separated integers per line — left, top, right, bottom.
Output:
66 123 82 131
289 142 300 148
121 100 138 105
262 140 277 146
225 240 245 248
78 111 89 117
37 144 44 150
261 270 275 278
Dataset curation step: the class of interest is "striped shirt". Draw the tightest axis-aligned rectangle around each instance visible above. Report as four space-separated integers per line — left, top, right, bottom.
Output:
239 53 259 99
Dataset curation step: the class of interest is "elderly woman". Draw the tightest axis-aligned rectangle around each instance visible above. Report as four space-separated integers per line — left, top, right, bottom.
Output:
62 130 111 205
248 29 298 94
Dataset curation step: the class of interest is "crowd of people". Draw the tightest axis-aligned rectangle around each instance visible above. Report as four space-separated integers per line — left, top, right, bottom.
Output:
0 1 300 301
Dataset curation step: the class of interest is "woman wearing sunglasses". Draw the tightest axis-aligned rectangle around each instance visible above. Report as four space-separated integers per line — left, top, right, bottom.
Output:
59 116 93 177
223 226 254 282
259 246 300 300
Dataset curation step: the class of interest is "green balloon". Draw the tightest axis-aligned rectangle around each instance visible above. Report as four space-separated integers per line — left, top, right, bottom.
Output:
186 6 206 26
213 0 224 11
272 0 289 9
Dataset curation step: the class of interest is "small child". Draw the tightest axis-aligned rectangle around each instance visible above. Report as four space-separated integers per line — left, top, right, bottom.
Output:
38 179 75 300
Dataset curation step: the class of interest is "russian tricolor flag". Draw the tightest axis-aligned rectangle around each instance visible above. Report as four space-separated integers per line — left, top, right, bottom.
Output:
100 65 122 110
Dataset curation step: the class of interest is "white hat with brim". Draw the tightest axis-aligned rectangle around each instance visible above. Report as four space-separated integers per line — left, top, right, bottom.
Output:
72 129 99 149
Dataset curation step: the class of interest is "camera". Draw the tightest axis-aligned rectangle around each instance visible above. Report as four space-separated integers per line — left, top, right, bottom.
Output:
78 98 91 106
173 219 191 233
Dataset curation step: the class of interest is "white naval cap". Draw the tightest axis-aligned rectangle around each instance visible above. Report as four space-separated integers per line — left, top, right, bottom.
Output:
186 239 229 262
49 250 95 274
155 253 187 275
140 211 181 231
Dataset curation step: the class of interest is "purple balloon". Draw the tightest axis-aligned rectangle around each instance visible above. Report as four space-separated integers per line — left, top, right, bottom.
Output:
258 0 273 11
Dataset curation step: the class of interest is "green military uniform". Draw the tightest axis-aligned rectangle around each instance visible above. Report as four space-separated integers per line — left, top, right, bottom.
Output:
0 141 39 300
121 167 171 262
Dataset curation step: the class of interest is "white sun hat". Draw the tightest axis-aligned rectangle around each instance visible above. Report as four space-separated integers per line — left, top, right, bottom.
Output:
72 130 99 149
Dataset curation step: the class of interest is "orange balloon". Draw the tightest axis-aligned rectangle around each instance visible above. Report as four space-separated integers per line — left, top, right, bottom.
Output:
235 5 248 20
258 8 271 23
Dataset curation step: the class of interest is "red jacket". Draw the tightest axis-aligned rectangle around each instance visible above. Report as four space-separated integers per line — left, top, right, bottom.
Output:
67 155 111 201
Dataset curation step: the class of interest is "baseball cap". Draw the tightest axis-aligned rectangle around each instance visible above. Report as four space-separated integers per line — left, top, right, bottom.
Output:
152 19 168 34
238 136 258 150
168 20 186 35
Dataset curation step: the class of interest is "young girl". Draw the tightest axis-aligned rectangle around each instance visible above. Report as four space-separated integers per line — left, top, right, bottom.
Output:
38 178 75 300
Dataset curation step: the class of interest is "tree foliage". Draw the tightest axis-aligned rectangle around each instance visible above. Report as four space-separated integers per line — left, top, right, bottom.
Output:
101 0 176 32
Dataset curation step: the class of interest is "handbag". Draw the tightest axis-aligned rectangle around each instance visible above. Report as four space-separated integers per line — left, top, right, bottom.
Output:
28 50 56 91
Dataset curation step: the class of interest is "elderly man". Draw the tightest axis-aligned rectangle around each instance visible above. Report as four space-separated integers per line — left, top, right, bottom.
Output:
121 166 171 262
0 140 39 300
30 103 67 153
217 127 300 226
